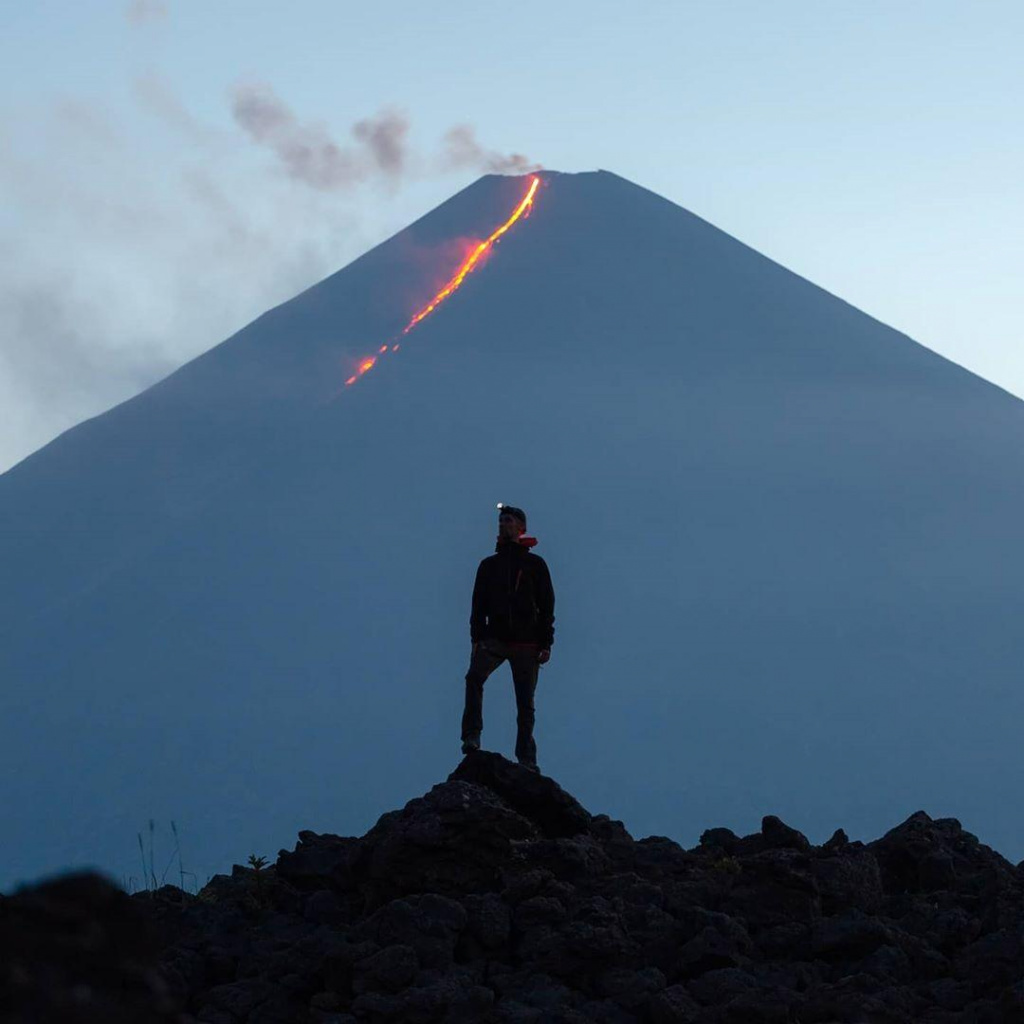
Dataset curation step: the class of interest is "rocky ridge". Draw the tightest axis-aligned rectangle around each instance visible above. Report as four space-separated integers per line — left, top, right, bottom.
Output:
4 752 1024 1023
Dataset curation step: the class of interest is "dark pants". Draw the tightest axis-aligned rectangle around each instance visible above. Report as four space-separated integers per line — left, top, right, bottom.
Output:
462 639 540 764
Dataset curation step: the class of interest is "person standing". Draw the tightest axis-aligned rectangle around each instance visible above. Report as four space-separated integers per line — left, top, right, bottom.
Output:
461 504 555 772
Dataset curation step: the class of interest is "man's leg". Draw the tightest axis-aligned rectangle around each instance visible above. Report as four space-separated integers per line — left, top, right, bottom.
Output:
509 648 541 767
461 642 505 751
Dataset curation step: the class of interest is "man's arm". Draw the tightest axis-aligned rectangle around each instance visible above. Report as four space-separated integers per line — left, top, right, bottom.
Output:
470 561 487 644
535 557 555 651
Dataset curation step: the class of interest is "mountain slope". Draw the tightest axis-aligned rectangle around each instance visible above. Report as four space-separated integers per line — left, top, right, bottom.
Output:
2 170 1024 891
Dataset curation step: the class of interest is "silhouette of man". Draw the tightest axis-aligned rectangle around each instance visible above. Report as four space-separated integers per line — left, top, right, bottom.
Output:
461 504 555 772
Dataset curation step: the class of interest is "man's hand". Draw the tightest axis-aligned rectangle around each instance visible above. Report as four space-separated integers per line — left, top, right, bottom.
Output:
538 649 551 665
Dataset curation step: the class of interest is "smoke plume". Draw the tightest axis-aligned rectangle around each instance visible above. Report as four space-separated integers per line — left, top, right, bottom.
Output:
352 109 410 179
126 0 167 26
441 124 540 175
231 86 405 191
231 84 539 190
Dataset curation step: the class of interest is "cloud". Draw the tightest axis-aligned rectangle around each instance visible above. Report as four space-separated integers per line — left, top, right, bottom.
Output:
0 277 173 409
54 99 124 149
0 90 368 473
133 74 217 146
0 262 178 472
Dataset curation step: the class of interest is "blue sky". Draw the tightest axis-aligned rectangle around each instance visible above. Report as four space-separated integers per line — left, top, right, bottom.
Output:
2 0 1022 471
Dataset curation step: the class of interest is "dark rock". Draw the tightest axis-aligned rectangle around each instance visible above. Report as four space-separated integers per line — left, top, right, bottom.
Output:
276 831 364 897
822 827 849 852
458 892 511 956
519 834 613 881
634 835 692 876
754 922 811 959
597 965 666 1009
953 927 1024 992
899 899 982 953
619 877 666 909
699 828 741 855
319 939 379 997
590 815 639 869
811 909 896 960
0 870 182 1023
620 902 683 972
894 930 950 981
310 989 341 1010
358 779 537 906
304 888 346 925
753 958 821 993
354 893 467 969
999 979 1024 1016
351 943 418 994
687 966 758 1006
491 970 578 1011
649 983 702 1023
761 815 811 852
917 975 972 1012
811 845 884 915
449 749 592 838
859 942 913 982
870 811 1018 899
673 914 753 980
201 977 277 1018
574 997 639 1023
196 1009 234 1024
722 848 821 928
15 760 1024 1024
500 867 562 905
514 895 568 929
717 990 795 1024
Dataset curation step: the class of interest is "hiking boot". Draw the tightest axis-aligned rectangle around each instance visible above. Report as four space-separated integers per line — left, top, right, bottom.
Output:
518 759 540 774
461 738 480 755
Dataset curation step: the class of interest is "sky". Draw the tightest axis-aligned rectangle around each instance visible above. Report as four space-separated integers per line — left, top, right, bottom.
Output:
2 0 1022 473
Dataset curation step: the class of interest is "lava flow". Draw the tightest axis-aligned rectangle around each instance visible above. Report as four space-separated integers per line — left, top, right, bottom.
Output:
402 174 540 335
342 174 541 388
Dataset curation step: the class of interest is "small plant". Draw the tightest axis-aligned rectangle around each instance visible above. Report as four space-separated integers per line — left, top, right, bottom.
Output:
711 854 742 875
137 819 158 892
248 854 269 906
129 820 199 896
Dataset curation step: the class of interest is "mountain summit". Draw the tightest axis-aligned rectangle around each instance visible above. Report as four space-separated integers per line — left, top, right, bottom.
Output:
3 170 1024 891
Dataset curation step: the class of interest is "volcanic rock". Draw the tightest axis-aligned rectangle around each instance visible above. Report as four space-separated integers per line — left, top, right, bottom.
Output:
6 761 1024 1022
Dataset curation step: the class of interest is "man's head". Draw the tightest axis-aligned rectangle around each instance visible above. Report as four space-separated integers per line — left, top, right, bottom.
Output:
497 504 527 542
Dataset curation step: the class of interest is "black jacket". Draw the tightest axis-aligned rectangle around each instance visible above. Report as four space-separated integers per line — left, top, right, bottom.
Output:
470 539 555 649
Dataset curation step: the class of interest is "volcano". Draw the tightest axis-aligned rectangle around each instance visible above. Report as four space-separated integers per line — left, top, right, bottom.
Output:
3 170 1024 892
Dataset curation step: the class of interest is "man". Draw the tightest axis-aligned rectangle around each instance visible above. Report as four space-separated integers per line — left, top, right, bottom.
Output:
461 504 555 772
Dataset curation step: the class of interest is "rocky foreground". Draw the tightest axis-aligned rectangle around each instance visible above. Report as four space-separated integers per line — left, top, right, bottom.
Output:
4 754 1024 1023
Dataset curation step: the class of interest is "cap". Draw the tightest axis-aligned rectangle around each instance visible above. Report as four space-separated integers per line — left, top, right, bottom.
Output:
496 503 527 528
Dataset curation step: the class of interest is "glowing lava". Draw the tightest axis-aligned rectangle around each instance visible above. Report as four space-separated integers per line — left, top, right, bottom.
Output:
341 174 540 389
402 174 540 335
344 355 377 387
